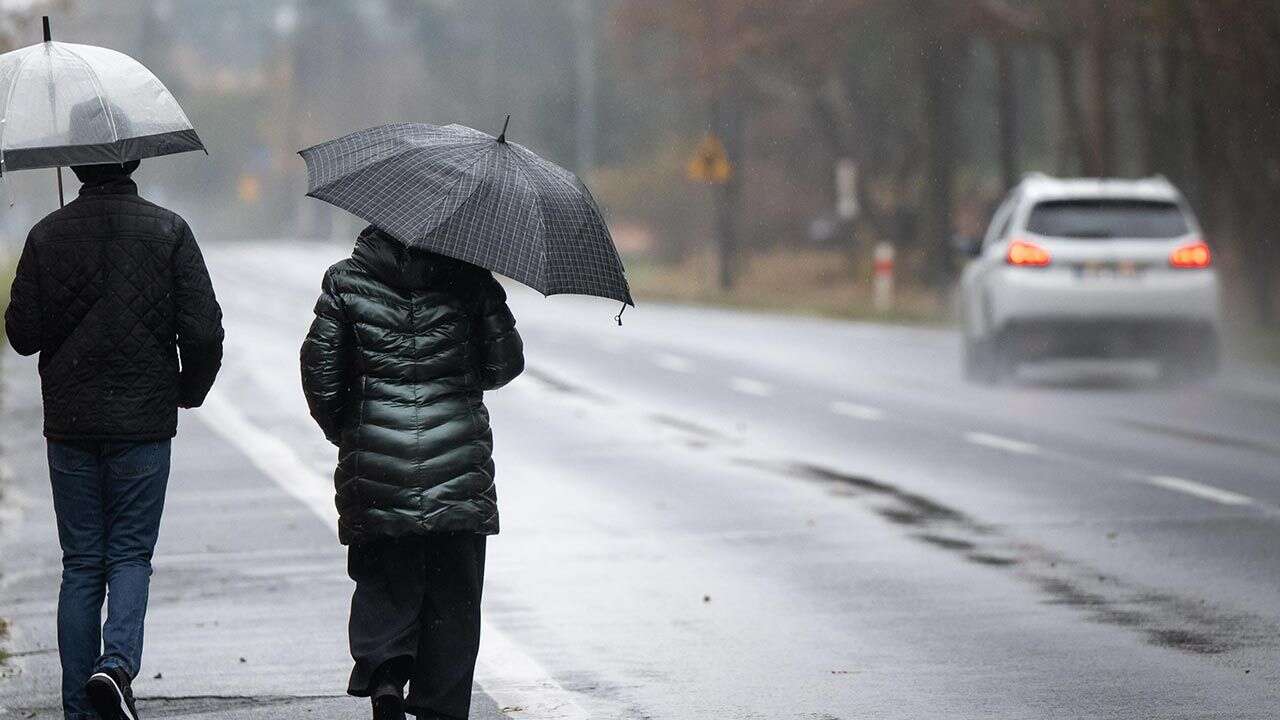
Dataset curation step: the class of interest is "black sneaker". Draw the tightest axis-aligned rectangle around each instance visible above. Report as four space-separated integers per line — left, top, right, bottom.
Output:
371 682 406 720
85 666 140 720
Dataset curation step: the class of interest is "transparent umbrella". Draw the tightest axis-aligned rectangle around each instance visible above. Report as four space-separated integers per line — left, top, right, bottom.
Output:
0 18 204 202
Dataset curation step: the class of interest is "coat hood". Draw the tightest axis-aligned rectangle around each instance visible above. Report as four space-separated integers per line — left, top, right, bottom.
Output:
351 225 471 292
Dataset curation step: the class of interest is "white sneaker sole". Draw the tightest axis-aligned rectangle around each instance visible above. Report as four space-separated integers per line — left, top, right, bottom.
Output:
86 671 138 720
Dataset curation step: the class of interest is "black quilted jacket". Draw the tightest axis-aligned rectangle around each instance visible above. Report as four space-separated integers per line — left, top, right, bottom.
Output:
4 167 224 441
300 227 524 544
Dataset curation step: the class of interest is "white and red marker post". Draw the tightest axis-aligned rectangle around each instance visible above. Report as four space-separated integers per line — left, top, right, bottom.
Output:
872 242 895 313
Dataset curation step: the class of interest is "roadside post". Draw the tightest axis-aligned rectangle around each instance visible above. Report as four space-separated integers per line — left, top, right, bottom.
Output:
687 133 735 290
835 158 859 222
873 241 895 313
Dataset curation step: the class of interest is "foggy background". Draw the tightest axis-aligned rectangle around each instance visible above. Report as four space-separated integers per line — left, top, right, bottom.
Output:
1 0 1277 339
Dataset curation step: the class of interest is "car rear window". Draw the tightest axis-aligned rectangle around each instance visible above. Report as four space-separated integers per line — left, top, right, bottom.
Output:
1026 200 1190 239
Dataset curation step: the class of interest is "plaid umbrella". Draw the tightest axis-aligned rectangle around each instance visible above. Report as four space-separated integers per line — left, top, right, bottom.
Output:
299 120 632 308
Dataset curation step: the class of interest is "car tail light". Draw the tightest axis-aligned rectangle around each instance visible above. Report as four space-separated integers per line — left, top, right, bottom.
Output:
1170 240 1211 269
1006 239 1051 267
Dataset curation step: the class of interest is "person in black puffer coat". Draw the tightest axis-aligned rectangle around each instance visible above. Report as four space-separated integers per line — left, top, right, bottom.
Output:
300 225 523 720
5 160 223 720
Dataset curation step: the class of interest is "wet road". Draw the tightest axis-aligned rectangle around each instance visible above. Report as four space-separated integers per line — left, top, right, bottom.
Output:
3 238 1280 718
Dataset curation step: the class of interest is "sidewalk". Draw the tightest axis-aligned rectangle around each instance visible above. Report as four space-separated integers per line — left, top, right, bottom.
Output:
0 350 504 719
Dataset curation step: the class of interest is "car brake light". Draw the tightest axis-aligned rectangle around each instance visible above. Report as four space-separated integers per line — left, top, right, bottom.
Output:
1007 239 1051 267
1170 240 1211 269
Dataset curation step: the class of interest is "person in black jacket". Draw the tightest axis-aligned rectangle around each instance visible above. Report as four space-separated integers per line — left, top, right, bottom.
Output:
5 160 223 720
301 226 523 720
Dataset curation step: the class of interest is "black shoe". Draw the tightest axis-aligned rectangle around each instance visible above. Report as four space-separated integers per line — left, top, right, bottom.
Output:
85 666 140 720
371 682 406 720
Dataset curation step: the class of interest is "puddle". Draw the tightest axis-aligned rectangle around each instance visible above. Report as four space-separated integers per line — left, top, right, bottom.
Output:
522 367 608 402
747 458 1272 658
914 534 977 551
649 414 729 441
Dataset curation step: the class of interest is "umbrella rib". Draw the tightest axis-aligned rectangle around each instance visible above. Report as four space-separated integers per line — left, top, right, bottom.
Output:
412 146 495 237
0 47 40 162
504 150 551 291
306 139 491 195
509 148 629 301
67 46 122 149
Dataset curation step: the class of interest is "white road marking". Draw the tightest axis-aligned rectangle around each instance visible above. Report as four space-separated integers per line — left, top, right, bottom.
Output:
653 353 695 373
1145 475 1254 506
196 391 591 720
730 377 774 397
829 401 885 421
963 432 1040 456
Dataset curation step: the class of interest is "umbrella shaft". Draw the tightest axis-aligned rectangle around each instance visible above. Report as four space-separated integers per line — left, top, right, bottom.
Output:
55 167 63 207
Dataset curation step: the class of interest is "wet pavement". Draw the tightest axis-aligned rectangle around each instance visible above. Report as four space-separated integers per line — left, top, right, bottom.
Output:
3 238 1279 718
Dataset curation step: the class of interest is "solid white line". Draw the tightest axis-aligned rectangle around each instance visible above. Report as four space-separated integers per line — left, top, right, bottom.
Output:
829 401 885 421
196 391 591 720
653 353 694 373
1145 475 1254 506
729 377 773 397
963 432 1040 455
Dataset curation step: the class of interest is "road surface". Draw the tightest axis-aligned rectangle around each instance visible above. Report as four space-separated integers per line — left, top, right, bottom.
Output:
3 238 1279 718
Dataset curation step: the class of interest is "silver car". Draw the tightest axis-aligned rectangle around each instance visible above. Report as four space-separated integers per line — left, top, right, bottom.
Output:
957 174 1220 383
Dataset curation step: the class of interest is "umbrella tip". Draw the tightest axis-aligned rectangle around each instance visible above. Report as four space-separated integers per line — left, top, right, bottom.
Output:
497 115 511 144
42 16 51 43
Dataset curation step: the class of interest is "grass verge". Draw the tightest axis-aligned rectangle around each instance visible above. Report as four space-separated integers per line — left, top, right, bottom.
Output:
1226 322 1280 369
627 248 950 325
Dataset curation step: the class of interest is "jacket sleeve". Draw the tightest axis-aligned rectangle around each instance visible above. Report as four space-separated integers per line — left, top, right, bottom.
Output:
172 222 225 408
5 234 42 356
474 273 524 391
301 270 352 445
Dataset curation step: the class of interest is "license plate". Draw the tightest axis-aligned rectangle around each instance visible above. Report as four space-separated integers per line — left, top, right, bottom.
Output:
1077 261 1142 278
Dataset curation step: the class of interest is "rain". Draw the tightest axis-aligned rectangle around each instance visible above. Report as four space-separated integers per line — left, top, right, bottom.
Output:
1 2 1279 719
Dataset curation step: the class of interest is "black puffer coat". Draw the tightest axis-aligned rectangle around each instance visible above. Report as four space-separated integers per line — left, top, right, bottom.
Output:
4 163 224 441
300 227 524 544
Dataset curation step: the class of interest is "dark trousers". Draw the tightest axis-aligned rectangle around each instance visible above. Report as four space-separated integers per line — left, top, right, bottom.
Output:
46 440 171 720
347 533 487 719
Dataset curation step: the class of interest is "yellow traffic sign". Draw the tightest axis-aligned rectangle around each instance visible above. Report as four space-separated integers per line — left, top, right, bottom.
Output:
687 134 732 184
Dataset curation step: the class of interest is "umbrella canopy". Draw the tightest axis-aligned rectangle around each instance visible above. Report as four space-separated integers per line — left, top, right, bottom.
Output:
300 121 632 306
0 40 203 173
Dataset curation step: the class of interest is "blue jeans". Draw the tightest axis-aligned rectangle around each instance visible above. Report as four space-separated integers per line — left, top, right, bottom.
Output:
47 440 171 720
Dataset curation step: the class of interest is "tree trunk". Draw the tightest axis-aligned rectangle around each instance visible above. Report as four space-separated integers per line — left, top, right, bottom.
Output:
995 42 1019 190
1084 0 1114 176
921 26 963 289
712 89 743 291
1052 41 1089 175
1133 41 1156 175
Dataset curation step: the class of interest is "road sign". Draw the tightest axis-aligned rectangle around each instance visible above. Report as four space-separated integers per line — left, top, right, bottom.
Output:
687 134 732 184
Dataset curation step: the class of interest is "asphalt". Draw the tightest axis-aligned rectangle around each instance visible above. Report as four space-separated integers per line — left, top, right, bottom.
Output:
3 237 1279 718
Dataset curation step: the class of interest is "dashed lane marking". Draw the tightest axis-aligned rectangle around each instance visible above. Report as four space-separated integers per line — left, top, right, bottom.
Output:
1145 475 1254 507
653 353 695 373
829 401 885 421
963 432 1040 456
729 377 774 397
